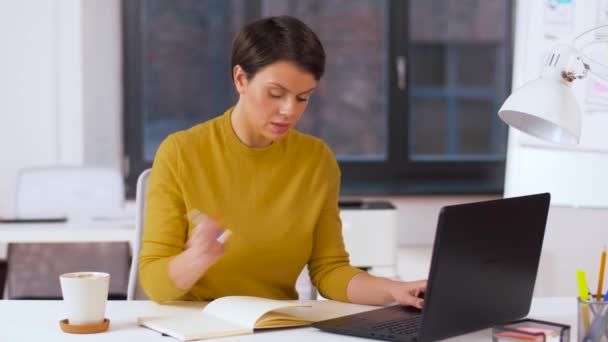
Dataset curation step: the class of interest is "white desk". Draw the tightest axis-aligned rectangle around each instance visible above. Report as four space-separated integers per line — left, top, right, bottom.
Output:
0 298 576 341
0 220 135 244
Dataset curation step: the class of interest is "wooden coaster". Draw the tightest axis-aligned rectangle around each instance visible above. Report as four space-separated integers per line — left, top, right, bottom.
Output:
59 318 110 334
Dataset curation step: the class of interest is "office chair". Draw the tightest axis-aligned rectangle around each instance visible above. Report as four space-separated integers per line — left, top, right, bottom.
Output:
127 168 151 300
127 169 317 300
5 166 130 299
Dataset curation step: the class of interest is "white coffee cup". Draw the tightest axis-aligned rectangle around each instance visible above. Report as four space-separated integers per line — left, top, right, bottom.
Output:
60 272 110 325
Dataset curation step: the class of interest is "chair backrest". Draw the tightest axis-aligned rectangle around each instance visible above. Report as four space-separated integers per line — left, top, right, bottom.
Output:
125 168 316 300
127 168 151 300
15 166 125 217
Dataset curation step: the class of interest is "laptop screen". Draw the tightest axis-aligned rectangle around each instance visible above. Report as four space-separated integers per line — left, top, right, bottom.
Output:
312 193 551 342
419 193 550 341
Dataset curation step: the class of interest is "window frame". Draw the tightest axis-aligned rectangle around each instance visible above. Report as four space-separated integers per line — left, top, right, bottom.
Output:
122 0 513 197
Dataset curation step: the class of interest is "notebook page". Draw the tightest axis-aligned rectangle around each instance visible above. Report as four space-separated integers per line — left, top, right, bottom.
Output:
255 309 314 328
203 296 311 329
273 300 378 322
138 312 249 341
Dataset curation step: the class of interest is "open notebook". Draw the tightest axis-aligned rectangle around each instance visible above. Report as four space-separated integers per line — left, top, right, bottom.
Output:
138 296 363 341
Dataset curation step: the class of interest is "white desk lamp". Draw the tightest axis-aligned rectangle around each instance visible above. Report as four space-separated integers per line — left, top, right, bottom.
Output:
498 24 608 143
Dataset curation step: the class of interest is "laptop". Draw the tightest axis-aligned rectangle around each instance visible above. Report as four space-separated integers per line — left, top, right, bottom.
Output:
313 193 551 342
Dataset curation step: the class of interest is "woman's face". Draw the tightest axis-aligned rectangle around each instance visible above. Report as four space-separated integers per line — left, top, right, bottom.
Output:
233 60 317 147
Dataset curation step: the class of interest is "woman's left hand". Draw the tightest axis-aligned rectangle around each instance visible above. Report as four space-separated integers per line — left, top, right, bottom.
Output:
388 279 427 309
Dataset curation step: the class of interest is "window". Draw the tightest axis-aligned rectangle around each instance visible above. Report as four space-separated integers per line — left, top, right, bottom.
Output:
123 0 512 196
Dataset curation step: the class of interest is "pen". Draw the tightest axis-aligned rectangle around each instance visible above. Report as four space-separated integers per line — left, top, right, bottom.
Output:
186 209 232 244
597 246 606 301
216 229 232 244
578 270 591 332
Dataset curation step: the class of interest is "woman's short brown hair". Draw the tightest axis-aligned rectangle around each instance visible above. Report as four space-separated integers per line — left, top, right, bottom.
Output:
231 15 325 81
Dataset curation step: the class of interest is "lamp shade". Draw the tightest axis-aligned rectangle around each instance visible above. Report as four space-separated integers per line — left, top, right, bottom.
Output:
498 76 582 145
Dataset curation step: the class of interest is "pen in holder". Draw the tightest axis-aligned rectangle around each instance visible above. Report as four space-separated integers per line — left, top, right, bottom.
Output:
578 296 608 342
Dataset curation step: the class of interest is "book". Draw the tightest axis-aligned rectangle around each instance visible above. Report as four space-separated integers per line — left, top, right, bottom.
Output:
138 296 363 341
493 318 570 342
494 327 560 342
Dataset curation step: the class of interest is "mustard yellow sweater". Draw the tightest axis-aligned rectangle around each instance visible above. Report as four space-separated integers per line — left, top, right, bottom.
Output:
139 108 363 303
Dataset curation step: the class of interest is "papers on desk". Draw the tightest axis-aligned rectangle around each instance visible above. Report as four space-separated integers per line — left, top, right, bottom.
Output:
0 217 67 224
71 210 135 226
0 209 134 225
90 216 134 226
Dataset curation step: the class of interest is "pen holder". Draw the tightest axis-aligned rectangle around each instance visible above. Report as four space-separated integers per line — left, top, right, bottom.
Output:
578 296 608 342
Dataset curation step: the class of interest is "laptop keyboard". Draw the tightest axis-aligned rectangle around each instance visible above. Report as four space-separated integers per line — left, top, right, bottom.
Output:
369 315 422 336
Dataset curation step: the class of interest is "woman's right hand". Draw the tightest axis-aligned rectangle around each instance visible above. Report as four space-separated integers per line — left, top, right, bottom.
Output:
184 217 227 268
168 216 228 290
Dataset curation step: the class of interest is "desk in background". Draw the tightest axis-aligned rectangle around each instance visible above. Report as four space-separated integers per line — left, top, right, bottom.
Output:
0 298 576 341
0 219 135 299
0 212 394 300
0 204 396 277
0 220 135 245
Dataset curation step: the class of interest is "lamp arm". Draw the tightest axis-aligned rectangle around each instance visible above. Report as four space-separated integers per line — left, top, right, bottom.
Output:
571 24 608 45
571 23 608 82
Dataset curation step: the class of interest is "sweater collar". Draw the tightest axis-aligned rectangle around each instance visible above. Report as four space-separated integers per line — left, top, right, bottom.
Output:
221 107 287 160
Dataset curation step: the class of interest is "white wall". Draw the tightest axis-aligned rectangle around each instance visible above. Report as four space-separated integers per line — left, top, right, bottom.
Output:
0 0 58 216
0 0 121 217
81 0 123 166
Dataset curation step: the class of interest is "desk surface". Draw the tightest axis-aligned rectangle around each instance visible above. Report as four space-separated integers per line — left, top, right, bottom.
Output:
0 219 134 243
0 297 576 341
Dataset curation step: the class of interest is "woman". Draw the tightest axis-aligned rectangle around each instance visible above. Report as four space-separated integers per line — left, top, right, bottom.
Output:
140 15 426 308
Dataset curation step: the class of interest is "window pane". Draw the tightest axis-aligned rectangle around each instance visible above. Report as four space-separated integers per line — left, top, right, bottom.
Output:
410 98 448 155
141 0 246 161
408 0 509 160
457 99 493 154
410 44 445 87
457 44 496 87
261 0 389 160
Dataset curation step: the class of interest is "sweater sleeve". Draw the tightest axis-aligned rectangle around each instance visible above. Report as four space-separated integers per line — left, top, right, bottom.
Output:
308 147 364 302
139 134 190 302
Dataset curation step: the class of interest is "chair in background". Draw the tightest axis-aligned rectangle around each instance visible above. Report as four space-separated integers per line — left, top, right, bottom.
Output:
127 168 151 300
127 169 317 300
295 265 317 300
5 166 131 299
